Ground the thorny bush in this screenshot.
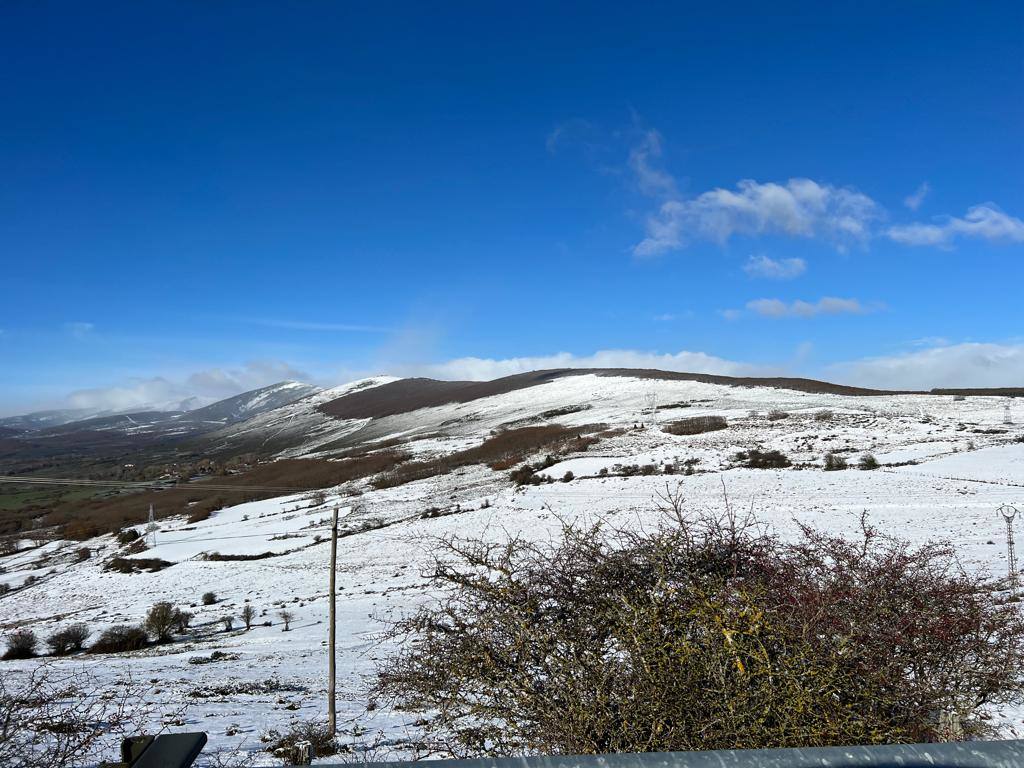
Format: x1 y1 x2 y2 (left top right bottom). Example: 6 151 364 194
374 486 1024 756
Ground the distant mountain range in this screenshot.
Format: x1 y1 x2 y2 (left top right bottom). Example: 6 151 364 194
0 381 320 435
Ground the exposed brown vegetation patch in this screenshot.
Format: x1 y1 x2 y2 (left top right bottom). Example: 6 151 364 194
373 424 603 489
43 452 410 540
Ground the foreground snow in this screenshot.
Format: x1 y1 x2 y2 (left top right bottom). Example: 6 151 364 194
2 375 1023 765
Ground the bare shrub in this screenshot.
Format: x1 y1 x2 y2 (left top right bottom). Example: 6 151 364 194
46 624 90 656
0 665 156 768
173 609 193 633
662 416 728 436
279 610 294 631
89 625 148 654
374 511 1024 755
859 453 880 470
222 615 235 631
144 602 177 643
3 629 38 660
263 720 338 760
823 452 847 471
241 604 257 630
734 448 791 469
766 409 789 421
74 547 91 562
115 529 140 546
203 591 218 605
814 410 834 422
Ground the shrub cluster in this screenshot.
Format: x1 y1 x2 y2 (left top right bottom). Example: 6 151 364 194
734 449 792 469
823 452 847 471
46 623 90 655
2 629 38 660
662 416 728 436
90 625 148 654
375 510 1024 755
859 453 880 470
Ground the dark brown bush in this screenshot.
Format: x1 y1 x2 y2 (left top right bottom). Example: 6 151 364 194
823 452 847 471
2 629 38 660
859 453 881 470
144 602 177 643
662 416 728 436
735 448 792 469
374 509 1024 756
45 623 90 656
103 556 173 574
90 625 148 654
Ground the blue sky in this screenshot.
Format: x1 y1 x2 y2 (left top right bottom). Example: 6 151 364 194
1 1 1022 414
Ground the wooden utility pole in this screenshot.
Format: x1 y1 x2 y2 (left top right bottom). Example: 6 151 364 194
327 504 339 734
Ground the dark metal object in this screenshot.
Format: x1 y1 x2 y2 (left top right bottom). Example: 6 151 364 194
336 741 1024 768
117 732 208 768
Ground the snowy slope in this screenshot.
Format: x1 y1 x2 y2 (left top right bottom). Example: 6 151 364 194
2 372 1023 765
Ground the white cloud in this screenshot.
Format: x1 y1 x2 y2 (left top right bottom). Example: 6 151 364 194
718 309 743 321
746 297 871 318
829 342 1024 390
887 204 1024 247
628 129 677 198
64 360 313 413
634 178 881 256
903 182 930 211
742 255 807 280
387 348 776 382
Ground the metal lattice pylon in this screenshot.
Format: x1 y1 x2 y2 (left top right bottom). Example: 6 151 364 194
998 504 1019 591
145 504 159 547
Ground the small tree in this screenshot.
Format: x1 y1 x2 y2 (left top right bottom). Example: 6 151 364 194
144 602 177 643
221 615 234 631
202 591 217 605
278 610 294 631
859 453 880 470
241 604 257 630
3 629 38 660
561 471 574 483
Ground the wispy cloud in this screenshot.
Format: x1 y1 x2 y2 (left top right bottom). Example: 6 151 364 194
634 178 881 256
745 297 873 318
238 317 392 333
742 254 807 280
628 129 677 198
64 321 95 339
903 182 930 211
887 204 1024 247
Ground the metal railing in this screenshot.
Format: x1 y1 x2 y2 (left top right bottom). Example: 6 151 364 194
116 735 1024 768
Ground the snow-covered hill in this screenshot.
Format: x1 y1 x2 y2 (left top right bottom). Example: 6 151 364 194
2 371 1023 765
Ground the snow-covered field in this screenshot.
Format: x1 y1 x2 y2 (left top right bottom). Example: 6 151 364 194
2 374 1023 765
